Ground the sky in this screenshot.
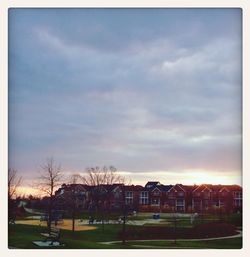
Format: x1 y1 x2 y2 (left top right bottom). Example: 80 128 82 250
8 8 242 193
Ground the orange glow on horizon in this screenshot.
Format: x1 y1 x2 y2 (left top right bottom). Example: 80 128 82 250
15 170 241 198
16 186 44 198
119 170 241 187
180 171 240 186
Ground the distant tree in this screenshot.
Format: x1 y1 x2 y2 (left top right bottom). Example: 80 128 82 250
81 166 127 232
8 169 22 223
36 157 63 232
81 166 125 186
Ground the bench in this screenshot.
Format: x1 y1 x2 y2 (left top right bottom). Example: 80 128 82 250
41 227 61 245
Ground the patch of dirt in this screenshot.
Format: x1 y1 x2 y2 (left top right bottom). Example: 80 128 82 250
15 219 97 231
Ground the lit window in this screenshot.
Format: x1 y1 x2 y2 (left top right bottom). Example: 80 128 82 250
125 191 133 204
140 191 148 205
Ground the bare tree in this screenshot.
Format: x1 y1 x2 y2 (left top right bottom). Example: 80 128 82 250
81 166 125 186
37 157 63 232
67 174 82 233
8 169 22 223
8 168 22 200
81 166 127 232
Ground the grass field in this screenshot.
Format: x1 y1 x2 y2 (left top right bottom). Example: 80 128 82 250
8 223 121 249
114 237 242 249
9 212 242 249
8 222 242 249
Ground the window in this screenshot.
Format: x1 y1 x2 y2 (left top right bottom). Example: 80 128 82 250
153 190 160 196
234 199 242 207
151 198 160 205
219 200 224 207
176 199 184 207
114 191 121 199
114 187 122 198
203 192 210 199
203 200 209 207
125 191 133 204
168 199 175 206
234 192 242 199
176 199 185 211
178 191 184 197
221 191 227 197
140 191 148 205
126 191 133 197
212 201 218 207
168 192 174 198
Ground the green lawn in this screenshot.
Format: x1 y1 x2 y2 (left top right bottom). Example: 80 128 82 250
8 223 121 249
114 237 242 249
9 212 242 249
8 222 242 249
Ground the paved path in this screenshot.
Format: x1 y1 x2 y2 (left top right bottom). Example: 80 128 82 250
100 230 242 245
76 218 170 226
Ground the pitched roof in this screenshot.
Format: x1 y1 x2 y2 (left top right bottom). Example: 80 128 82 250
168 184 186 192
192 184 242 193
124 185 144 191
157 185 173 192
192 184 212 193
224 185 242 191
56 182 242 196
182 185 196 192
58 183 92 192
97 184 123 192
145 181 161 188
219 186 230 193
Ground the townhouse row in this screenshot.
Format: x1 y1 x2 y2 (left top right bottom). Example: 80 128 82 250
55 181 242 214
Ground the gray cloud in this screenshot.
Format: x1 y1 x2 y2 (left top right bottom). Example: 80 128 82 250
8 8 242 185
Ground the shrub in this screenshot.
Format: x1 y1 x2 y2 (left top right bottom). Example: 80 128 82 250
119 222 238 240
191 222 237 238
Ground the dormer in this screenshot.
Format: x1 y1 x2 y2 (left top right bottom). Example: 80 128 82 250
145 181 161 189
152 187 162 196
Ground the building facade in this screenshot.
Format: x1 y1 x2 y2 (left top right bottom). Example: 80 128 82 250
55 181 242 214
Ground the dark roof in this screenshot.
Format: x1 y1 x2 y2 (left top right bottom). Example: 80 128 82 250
157 185 173 192
55 184 93 196
145 181 161 188
56 182 242 195
95 184 124 192
224 185 242 191
68 184 93 190
182 185 195 192
124 185 144 191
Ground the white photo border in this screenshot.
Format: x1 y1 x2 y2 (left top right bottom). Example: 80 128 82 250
0 0 249 257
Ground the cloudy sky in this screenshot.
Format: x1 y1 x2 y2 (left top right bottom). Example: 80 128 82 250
8 8 242 191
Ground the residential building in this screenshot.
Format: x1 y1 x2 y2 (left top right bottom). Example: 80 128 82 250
54 181 242 214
